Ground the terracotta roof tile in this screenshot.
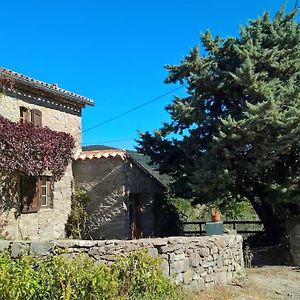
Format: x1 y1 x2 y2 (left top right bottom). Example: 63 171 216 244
75 149 127 161
75 149 166 188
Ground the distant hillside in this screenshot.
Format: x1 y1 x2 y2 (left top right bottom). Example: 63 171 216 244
83 145 118 151
82 145 170 186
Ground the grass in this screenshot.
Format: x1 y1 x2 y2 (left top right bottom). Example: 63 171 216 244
186 285 268 300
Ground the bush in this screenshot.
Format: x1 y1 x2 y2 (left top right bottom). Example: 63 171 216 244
0 250 183 300
65 186 89 239
0 114 75 179
114 251 181 299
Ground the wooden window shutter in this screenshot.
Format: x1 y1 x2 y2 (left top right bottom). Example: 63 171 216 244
31 109 42 127
20 107 30 123
21 176 41 213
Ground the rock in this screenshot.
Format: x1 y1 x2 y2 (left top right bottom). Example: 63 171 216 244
189 278 205 289
170 258 189 274
161 259 169 277
30 241 55 256
215 272 228 284
152 239 167 246
183 269 194 284
96 241 106 247
189 253 200 267
148 247 158 257
11 242 30 258
211 246 219 254
198 247 210 257
174 272 183 284
202 260 215 268
204 273 215 283
161 244 181 253
0 240 11 251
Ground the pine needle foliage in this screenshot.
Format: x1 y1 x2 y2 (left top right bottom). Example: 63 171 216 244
137 7 300 239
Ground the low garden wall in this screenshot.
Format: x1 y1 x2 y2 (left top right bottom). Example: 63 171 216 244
0 234 244 289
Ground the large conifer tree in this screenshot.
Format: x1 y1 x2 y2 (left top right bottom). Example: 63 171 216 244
137 8 300 240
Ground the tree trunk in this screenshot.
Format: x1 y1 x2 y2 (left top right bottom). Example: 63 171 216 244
250 199 286 244
240 188 286 244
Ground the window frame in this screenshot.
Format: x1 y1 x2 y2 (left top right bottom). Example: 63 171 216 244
21 176 52 214
19 106 30 123
40 176 51 208
19 107 42 127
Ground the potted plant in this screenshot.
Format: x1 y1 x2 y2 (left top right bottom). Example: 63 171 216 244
211 207 221 222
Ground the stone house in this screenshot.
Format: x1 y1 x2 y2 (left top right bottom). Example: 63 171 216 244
74 149 166 240
0 67 94 240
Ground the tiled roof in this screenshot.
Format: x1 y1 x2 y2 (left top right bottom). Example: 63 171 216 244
0 67 94 107
75 149 127 161
75 149 166 188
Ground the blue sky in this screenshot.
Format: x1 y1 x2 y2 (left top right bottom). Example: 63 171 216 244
0 0 297 149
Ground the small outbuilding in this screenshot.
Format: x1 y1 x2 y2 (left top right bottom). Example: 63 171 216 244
74 149 165 240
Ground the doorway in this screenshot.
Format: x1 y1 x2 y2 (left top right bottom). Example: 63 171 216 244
129 193 144 239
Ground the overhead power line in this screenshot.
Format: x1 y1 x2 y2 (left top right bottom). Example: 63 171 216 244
80 84 185 135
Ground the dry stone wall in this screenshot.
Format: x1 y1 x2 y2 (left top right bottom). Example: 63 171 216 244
0 234 244 289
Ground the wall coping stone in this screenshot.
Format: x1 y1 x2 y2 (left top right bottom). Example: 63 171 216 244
0 234 244 289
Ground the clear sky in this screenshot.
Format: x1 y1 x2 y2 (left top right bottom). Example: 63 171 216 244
0 0 297 149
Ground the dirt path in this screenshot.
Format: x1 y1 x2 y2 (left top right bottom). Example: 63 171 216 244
240 266 300 300
190 266 300 300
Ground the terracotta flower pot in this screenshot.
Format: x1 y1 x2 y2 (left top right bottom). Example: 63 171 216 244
211 208 221 222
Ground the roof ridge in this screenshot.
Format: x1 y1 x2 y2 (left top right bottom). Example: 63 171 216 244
75 149 127 161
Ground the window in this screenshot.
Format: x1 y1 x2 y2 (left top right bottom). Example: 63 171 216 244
31 109 42 127
20 106 30 123
41 176 50 207
19 107 42 127
21 176 52 213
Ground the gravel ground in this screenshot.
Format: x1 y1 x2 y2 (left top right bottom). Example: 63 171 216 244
189 266 300 300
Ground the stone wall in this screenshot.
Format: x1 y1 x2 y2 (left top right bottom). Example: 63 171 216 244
0 93 82 147
0 93 82 240
0 235 244 289
74 156 164 240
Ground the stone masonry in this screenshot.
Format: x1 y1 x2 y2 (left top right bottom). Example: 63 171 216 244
74 152 165 239
0 234 244 289
0 70 93 240
0 94 80 240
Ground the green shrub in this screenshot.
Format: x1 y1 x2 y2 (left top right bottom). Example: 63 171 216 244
114 251 181 300
65 186 89 239
0 250 183 300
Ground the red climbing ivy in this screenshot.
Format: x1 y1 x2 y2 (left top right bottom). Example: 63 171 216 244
0 115 75 179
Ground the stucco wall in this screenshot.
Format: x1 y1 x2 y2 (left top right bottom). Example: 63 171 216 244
0 93 82 240
74 156 164 240
0 235 244 289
